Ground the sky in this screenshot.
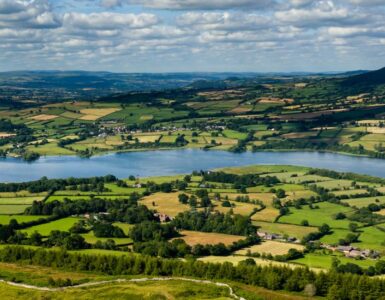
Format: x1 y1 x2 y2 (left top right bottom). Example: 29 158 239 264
0 0 384 73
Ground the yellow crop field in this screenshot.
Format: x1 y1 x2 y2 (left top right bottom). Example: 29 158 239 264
251 207 280 222
235 241 304 256
140 192 190 217
30 114 58 121
79 108 120 120
210 200 257 216
135 135 161 143
0 133 15 138
175 230 244 246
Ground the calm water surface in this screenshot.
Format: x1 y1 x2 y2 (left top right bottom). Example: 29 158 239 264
1 149 385 182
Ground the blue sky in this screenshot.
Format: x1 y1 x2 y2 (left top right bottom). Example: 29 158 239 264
0 0 384 72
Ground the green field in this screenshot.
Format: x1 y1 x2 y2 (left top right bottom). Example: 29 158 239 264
342 196 385 208
279 202 357 229
0 205 30 215
294 252 381 269
21 217 82 236
0 215 48 225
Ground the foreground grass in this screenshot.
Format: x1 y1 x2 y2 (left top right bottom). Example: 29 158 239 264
0 262 313 300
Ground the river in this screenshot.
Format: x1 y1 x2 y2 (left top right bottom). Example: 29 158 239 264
1 149 384 182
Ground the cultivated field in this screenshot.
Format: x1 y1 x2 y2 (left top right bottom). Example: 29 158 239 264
175 230 244 246
234 240 304 256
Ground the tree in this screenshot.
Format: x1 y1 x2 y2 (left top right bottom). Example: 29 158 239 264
276 189 286 199
349 222 358 233
200 196 211 207
63 234 87 250
178 193 189 204
189 195 197 208
319 224 331 235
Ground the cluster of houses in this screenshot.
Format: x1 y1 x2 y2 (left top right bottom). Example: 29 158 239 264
257 231 300 244
257 231 381 260
154 213 172 223
323 244 380 260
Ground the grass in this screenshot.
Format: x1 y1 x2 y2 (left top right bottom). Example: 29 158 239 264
314 180 354 190
320 228 350 245
140 192 190 217
0 205 30 215
285 175 332 184
113 222 134 235
0 197 44 205
0 191 48 198
174 230 244 246
26 143 75 156
0 280 235 300
342 196 385 208
251 207 280 222
79 108 120 120
0 261 312 300
210 200 258 216
352 225 385 251
279 202 356 229
217 165 310 175
253 221 318 239
0 215 48 225
0 262 102 287
234 241 304 256
198 255 303 270
21 217 82 236
294 252 380 269
81 232 133 246
332 189 368 197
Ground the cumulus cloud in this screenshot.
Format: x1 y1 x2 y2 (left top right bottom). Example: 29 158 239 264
63 12 159 30
275 1 367 27
0 0 26 14
0 0 383 72
107 0 275 10
348 0 385 6
0 0 61 29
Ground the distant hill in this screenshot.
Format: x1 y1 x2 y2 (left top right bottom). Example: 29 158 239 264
341 67 385 87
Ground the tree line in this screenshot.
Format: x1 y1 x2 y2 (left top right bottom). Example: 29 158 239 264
0 246 384 299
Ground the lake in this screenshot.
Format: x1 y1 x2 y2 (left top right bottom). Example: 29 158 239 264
1 149 385 182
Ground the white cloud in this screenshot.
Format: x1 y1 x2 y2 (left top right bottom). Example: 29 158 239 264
121 0 274 10
0 0 383 72
63 12 159 30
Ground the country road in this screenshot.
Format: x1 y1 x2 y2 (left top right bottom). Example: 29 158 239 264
0 277 246 300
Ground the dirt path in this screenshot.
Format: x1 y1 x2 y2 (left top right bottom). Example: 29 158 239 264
0 277 246 300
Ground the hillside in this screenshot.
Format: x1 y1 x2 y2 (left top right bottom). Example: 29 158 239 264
341 67 385 87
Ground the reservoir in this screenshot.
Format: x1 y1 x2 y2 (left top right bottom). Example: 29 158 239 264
1 150 384 182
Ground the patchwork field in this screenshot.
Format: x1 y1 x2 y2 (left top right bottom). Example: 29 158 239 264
140 192 189 217
253 221 318 239
279 202 356 229
234 240 304 256
175 230 244 246
21 217 82 236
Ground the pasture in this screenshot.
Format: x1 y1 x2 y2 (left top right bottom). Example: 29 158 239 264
0 205 30 215
253 221 317 239
21 217 82 236
279 202 356 229
0 215 48 225
342 196 385 208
